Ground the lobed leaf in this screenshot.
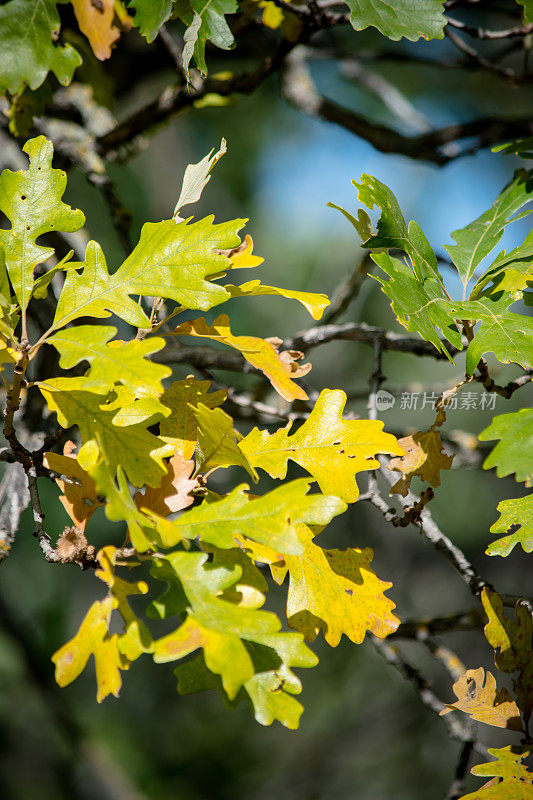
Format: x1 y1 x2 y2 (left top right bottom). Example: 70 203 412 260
445 168 533 290
344 0 446 42
39 380 173 487
387 430 454 496
53 215 248 331
479 409 533 485
192 403 258 480
172 314 311 401
150 478 346 554
487 494 533 557
240 524 399 647
0 0 81 94
441 667 522 731
159 376 227 459
460 746 533 799
372 253 462 358
239 389 404 503
0 136 85 315
47 324 171 396
151 550 317 726
225 279 329 320
44 441 104 532
481 589 533 726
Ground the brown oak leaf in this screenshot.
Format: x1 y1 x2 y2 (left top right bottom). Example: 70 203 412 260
44 441 103 531
135 454 199 517
387 430 454 496
441 667 523 731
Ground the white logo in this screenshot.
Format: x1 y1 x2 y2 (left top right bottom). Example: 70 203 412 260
375 390 395 411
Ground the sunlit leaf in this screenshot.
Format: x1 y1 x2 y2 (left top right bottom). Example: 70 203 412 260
0 136 85 314
239 389 404 502
441 667 522 731
172 314 311 402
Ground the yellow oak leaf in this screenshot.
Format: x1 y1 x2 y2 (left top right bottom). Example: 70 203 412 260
44 440 103 532
52 597 126 702
387 429 454 496
482 588 533 725
225 279 330 320
171 314 310 402
461 746 533 800
159 375 226 459
135 453 198 516
239 389 404 502
441 667 523 731
239 525 399 646
72 0 124 61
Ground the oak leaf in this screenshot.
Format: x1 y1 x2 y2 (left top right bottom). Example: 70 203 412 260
152 550 317 719
159 376 227 459
135 454 198 517
47 324 171 397
71 0 121 60
225 279 329 320
271 525 399 646
44 441 103 532
239 524 399 647
171 314 310 402
152 478 346 554
193 404 258 480
239 389 404 502
39 381 173 487
460 746 533 799
53 597 126 702
387 430 454 496
441 667 522 730
487 494 533 557
482 589 533 727
0 136 85 314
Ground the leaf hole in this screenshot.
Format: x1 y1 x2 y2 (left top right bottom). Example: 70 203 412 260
20 195 26 200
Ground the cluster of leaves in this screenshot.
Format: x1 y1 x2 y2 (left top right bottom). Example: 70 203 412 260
0 135 407 729
2 0 532 101
331 165 533 797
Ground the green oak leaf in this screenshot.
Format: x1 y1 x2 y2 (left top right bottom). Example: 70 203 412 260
52 242 150 330
444 295 533 373
353 174 443 283
372 253 462 358
471 229 533 299
0 0 81 94
487 494 533 557
0 136 85 316
445 168 533 291
128 0 175 42
52 215 246 331
152 550 317 727
39 380 173 487
148 478 346 554
479 408 533 485
193 403 258 481
344 1 445 42
46 325 171 396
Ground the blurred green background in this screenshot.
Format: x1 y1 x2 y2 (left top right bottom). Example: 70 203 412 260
1 9 533 800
